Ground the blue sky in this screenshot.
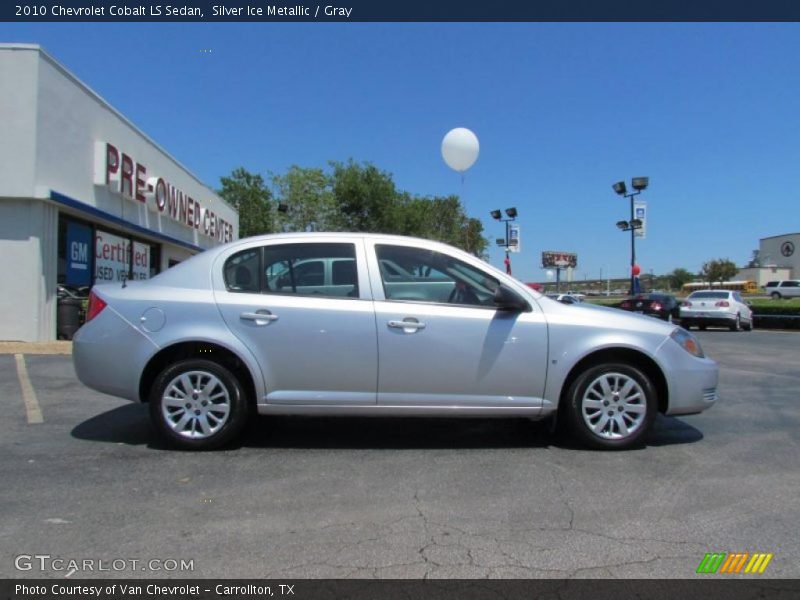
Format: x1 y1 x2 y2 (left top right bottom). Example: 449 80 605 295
3 23 800 282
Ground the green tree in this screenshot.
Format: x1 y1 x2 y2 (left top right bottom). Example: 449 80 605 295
330 160 400 233
700 258 739 285
271 166 342 232
218 167 273 238
669 268 695 290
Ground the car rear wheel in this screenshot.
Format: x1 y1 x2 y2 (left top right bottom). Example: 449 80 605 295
730 314 742 332
565 363 657 450
149 359 249 450
771 292 781 299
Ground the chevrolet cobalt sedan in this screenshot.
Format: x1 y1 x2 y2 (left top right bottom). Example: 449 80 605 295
73 234 718 450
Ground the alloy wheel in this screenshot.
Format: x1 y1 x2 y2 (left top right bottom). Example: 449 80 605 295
581 372 647 440
161 370 232 439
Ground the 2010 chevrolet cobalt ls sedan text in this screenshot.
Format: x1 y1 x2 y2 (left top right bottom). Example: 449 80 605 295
73 233 718 450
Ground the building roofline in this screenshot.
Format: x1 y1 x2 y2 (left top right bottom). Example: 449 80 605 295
0 43 236 214
760 233 800 241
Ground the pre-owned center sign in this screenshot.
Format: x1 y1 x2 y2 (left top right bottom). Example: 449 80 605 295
93 142 234 243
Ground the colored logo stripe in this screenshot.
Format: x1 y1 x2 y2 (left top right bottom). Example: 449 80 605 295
744 553 773 574
697 553 726 574
719 553 749 573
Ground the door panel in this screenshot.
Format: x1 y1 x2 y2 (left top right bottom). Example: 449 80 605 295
374 302 547 406
214 241 378 405
366 241 548 407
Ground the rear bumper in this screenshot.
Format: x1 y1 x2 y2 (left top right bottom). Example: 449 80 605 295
73 308 158 402
680 310 737 326
655 337 719 416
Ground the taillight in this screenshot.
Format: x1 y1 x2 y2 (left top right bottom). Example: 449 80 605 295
651 303 662 311
681 301 691 307
715 300 730 307
85 291 107 322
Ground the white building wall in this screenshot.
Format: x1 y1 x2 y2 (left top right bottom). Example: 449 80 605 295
760 233 800 278
737 266 792 288
0 46 38 198
0 199 57 341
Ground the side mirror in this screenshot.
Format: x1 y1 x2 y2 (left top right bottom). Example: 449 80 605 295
494 284 530 312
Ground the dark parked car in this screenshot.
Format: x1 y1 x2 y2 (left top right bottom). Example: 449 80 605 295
619 293 681 322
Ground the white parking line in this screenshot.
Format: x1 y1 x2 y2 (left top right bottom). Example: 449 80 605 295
14 354 43 424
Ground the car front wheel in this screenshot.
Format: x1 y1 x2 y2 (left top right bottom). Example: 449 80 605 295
149 359 249 450
565 363 657 450
771 292 781 299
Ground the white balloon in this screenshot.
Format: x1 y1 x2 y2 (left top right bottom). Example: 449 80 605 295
441 127 480 172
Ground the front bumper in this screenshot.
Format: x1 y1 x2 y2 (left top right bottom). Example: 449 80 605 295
655 335 719 416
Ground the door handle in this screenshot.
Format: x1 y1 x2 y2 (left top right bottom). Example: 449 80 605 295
388 319 426 332
240 310 278 325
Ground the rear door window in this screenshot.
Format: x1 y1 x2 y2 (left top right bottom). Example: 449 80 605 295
264 243 358 298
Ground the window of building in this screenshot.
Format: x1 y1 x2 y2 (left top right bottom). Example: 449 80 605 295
57 214 161 287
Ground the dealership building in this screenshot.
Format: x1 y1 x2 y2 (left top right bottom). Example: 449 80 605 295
0 44 238 342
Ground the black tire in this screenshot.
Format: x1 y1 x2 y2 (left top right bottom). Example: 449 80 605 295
149 359 250 450
564 363 657 450
682 320 692 330
699 324 707 331
743 319 753 331
771 292 781 300
729 314 742 332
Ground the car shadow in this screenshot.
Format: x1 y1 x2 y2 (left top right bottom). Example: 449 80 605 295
71 405 704 451
647 414 705 446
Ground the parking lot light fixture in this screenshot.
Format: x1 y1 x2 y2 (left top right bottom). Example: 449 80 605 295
611 177 649 295
490 207 518 274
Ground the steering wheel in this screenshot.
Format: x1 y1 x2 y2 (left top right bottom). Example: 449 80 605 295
448 284 479 305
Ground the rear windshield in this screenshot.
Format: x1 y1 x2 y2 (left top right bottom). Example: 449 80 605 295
688 291 729 299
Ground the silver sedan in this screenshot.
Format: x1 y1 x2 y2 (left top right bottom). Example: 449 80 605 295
73 233 718 450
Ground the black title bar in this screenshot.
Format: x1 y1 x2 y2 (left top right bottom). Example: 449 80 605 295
4 579 800 600
5 0 800 22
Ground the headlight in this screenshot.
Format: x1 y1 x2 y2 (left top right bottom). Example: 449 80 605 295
670 328 705 358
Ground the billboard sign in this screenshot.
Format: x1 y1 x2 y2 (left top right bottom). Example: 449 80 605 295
542 251 577 268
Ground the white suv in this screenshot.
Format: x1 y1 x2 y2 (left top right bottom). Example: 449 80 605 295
764 280 800 299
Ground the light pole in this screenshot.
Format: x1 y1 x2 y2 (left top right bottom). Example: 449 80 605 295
612 177 649 295
490 207 517 275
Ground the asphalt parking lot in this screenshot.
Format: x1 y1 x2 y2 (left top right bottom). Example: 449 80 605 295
1 331 798 579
